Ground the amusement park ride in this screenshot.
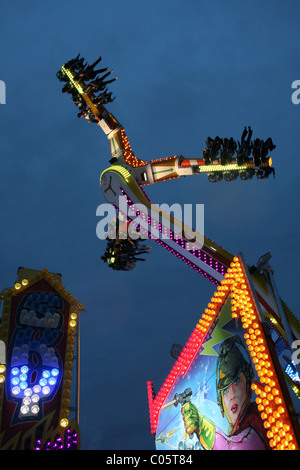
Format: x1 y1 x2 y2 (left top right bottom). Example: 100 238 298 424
0 53 299 450
55 54 300 451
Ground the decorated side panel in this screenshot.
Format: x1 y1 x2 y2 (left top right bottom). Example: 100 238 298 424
0 271 81 449
155 297 270 450
148 256 300 451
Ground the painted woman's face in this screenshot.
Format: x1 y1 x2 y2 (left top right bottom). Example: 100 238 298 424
222 371 247 425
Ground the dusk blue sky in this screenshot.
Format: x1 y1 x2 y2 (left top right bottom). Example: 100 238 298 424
0 1 299 450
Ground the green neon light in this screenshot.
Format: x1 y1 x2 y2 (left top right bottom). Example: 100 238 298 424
153 168 174 175
100 165 131 184
61 66 85 95
198 163 249 173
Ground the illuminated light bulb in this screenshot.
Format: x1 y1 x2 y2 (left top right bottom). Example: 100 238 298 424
20 405 29 415
14 283 21 290
31 394 39 403
269 439 276 448
11 367 19 376
23 396 31 406
39 378 47 387
272 411 280 419
42 386 50 395
271 426 278 434
31 405 40 414
60 418 69 428
0 365 6 374
70 312 77 320
49 377 57 386
0 375 4 383
278 429 285 438
24 388 32 397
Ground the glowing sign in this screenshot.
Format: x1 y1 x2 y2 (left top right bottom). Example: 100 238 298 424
0 269 83 450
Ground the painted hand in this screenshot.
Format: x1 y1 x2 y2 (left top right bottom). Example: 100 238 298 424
181 402 200 436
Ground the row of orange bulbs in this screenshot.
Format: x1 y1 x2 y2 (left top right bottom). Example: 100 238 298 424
120 129 147 168
226 257 298 450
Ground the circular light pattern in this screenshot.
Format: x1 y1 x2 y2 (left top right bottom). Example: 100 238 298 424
20 405 29 415
31 405 39 414
31 394 40 403
20 381 28 390
60 418 69 428
48 376 56 385
42 386 50 395
10 363 60 411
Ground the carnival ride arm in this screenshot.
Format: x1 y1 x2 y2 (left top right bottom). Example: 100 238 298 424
57 55 300 400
